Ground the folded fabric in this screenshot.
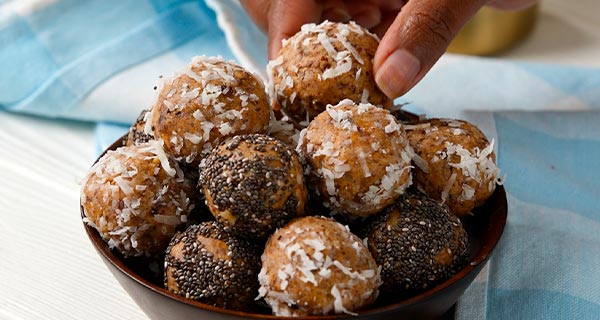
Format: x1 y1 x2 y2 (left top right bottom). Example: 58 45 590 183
456 110 600 320
3 1 599 319
0 0 239 122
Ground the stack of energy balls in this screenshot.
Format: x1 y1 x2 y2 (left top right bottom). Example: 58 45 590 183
81 21 502 317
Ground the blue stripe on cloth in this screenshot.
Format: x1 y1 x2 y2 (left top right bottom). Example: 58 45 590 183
0 14 58 104
2 0 227 121
488 289 600 320
148 0 236 61
494 111 600 141
494 112 600 220
24 0 157 64
487 195 600 307
400 57 599 120
515 63 600 109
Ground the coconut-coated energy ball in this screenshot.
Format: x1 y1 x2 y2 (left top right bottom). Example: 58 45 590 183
258 216 381 316
164 221 262 311
151 55 270 166
296 99 413 218
267 20 392 124
199 134 308 240
405 118 501 216
81 141 195 257
363 190 469 294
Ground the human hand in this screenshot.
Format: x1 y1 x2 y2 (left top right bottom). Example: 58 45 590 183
240 0 538 99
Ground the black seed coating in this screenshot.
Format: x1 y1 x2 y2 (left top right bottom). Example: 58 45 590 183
199 134 307 240
164 221 261 311
363 190 469 295
124 109 154 146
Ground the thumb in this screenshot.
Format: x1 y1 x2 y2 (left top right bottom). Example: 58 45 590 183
267 1 321 58
373 0 486 99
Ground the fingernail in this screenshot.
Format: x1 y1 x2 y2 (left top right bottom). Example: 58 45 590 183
353 9 381 29
375 49 421 99
323 8 351 23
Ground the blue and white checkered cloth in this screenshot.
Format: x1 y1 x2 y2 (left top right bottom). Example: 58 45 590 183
2 1 598 319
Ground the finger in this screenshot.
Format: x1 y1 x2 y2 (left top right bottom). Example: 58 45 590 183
268 0 322 58
239 0 271 33
345 1 382 29
366 0 406 10
373 0 486 98
370 10 400 38
322 0 351 22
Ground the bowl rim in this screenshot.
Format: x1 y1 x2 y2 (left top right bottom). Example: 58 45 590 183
81 134 507 319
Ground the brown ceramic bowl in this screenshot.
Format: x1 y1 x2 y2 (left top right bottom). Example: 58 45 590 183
81 135 507 320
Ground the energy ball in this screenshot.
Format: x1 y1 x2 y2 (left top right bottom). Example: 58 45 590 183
267 21 392 124
405 118 501 216
296 99 413 218
124 108 154 146
164 221 262 311
199 134 308 240
151 55 270 166
81 141 194 257
258 216 380 316
363 190 469 294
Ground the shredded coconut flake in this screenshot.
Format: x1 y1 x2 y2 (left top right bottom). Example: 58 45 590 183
183 132 202 144
412 153 429 173
113 176 133 195
138 140 176 177
217 122 235 136
357 149 371 177
317 32 338 58
360 88 369 103
441 172 458 204
322 54 352 79
331 285 357 315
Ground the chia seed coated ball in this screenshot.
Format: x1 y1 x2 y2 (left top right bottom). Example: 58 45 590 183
296 99 413 218
164 221 262 311
267 20 392 124
81 141 195 257
258 216 381 317
405 118 501 217
363 190 469 294
124 108 155 147
199 134 308 240
151 55 270 166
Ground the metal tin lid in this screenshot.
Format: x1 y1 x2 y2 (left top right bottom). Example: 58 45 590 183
447 4 539 56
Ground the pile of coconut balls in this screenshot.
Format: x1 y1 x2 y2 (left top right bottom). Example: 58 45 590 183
81 21 501 317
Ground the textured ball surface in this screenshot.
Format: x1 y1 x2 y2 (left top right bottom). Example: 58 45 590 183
363 190 469 294
297 99 413 217
200 134 307 240
151 56 270 166
405 118 501 216
258 216 381 316
268 21 391 123
81 141 194 257
164 222 262 311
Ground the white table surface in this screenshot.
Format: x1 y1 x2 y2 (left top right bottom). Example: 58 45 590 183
1 1 599 319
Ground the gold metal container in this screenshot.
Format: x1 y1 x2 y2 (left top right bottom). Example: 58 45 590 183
448 4 539 56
